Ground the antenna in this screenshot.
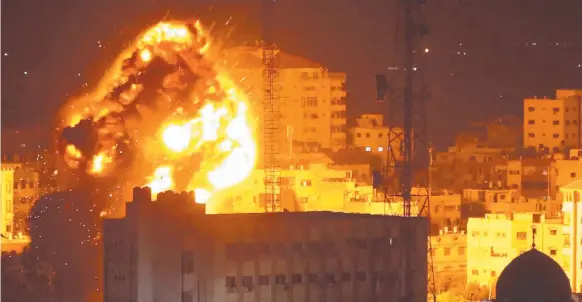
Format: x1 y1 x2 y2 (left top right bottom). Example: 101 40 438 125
383 0 435 300
262 0 281 213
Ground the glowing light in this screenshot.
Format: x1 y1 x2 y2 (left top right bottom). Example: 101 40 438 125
140 49 152 62
162 124 191 152
147 166 174 197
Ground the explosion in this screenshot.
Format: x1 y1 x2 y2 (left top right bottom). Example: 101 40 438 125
56 21 257 205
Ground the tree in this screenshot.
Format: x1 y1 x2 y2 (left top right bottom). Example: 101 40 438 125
464 282 490 301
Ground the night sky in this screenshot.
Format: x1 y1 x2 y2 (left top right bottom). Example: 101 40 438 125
2 0 582 147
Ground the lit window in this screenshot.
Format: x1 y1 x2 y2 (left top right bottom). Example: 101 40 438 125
378 147 384 152
365 147 371 152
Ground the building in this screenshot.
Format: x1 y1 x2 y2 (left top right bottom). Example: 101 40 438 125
466 213 564 291
523 89 582 152
560 179 582 292
225 46 347 154
1 165 15 237
349 114 404 161
430 228 467 292
103 187 429 302
12 165 40 232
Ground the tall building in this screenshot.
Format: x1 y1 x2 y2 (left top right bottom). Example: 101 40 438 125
103 187 429 302
430 228 467 291
466 213 564 291
225 46 347 156
1 165 15 237
349 114 404 160
560 179 582 292
523 89 582 152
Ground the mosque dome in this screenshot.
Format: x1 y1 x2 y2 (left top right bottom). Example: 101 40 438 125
495 249 571 302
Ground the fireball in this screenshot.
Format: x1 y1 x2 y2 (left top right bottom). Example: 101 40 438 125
56 21 257 205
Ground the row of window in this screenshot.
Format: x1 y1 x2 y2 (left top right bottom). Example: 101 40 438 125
527 106 578 113
331 125 347 133
356 132 391 138
301 97 318 107
432 246 465 257
527 119 578 125
331 97 347 105
224 270 392 289
470 229 558 240
224 238 396 259
527 133 571 139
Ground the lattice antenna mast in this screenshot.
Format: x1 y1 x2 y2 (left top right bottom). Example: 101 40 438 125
262 0 281 213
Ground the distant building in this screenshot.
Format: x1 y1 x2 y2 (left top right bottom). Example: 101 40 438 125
430 228 467 292
466 213 564 292
461 187 561 218
523 89 582 152
1 165 15 237
349 114 404 161
560 179 582 291
225 46 347 154
103 187 429 302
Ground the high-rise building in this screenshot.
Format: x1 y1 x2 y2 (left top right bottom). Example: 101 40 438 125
523 89 582 152
103 187 429 302
225 46 348 156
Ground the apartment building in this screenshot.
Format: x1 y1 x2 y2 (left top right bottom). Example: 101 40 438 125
430 228 467 291
467 213 564 290
225 46 347 156
560 179 582 292
103 187 429 302
523 89 582 152
0 165 15 237
349 114 404 161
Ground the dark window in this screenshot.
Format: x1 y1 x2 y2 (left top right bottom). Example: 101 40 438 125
242 276 253 288
324 273 335 283
308 273 319 283
225 276 236 288
341 272 352 282
356 271 367 281
291 273 302 284
275 274 286 285
259 275 270 286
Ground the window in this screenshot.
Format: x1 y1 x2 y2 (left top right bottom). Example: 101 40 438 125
355 271 367 281
259 275 270 286
225 276 236 288
550 228 558 235
553 133 560 138
458 247 465 255
472 269 479 276
365 133 371 138
528 120 535 125
528 107 535 112
308 273 319 283
571 172 577 178
365 146 372 152
490 271 497 277
550 248 557 256
444 248 451 256
356 132 362 138
553 120 560 125
528 133 535 137
341 272 351 282
275 274 286 285
301 97 318 107
303 86 316 91
324 273 335 283
565 234 571 247
182 250 194 274
553 107 560 113
291 273 302 284
517 232 527 240
242 276 253 288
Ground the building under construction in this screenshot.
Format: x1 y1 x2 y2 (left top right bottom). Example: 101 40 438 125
103 187 429 302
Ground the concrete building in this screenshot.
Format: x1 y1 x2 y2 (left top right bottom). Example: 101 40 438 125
1 165 15 237
461 187 561 218
225 46 347 154
103 187 429 302
430 228 467 292
349 114 404 161
560 179 582 292
467 213 564 291
12 165 40 232
523 89 582 152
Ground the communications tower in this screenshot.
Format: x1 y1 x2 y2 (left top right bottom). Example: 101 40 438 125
381 0 436 300
262 0 281 212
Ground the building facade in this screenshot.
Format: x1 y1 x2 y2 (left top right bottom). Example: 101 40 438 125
103 188 429 302
523 89 582 152
225 46 347 155
349 114 404 161
430 228 467 292
467 213 564 291
1 165 15 237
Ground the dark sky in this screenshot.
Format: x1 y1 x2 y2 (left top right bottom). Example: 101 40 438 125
2 0 582 147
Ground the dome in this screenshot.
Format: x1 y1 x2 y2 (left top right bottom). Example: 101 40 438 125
496 249 571 302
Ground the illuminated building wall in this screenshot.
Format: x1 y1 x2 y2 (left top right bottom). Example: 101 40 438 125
0 165 15 237
349 114 404 160
430 228 467 291
207 164 357 214
13 165 40 232
523 90 582 152
466 213 564 291
559 179 582 292
225 46 347 154
103 188 429 302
